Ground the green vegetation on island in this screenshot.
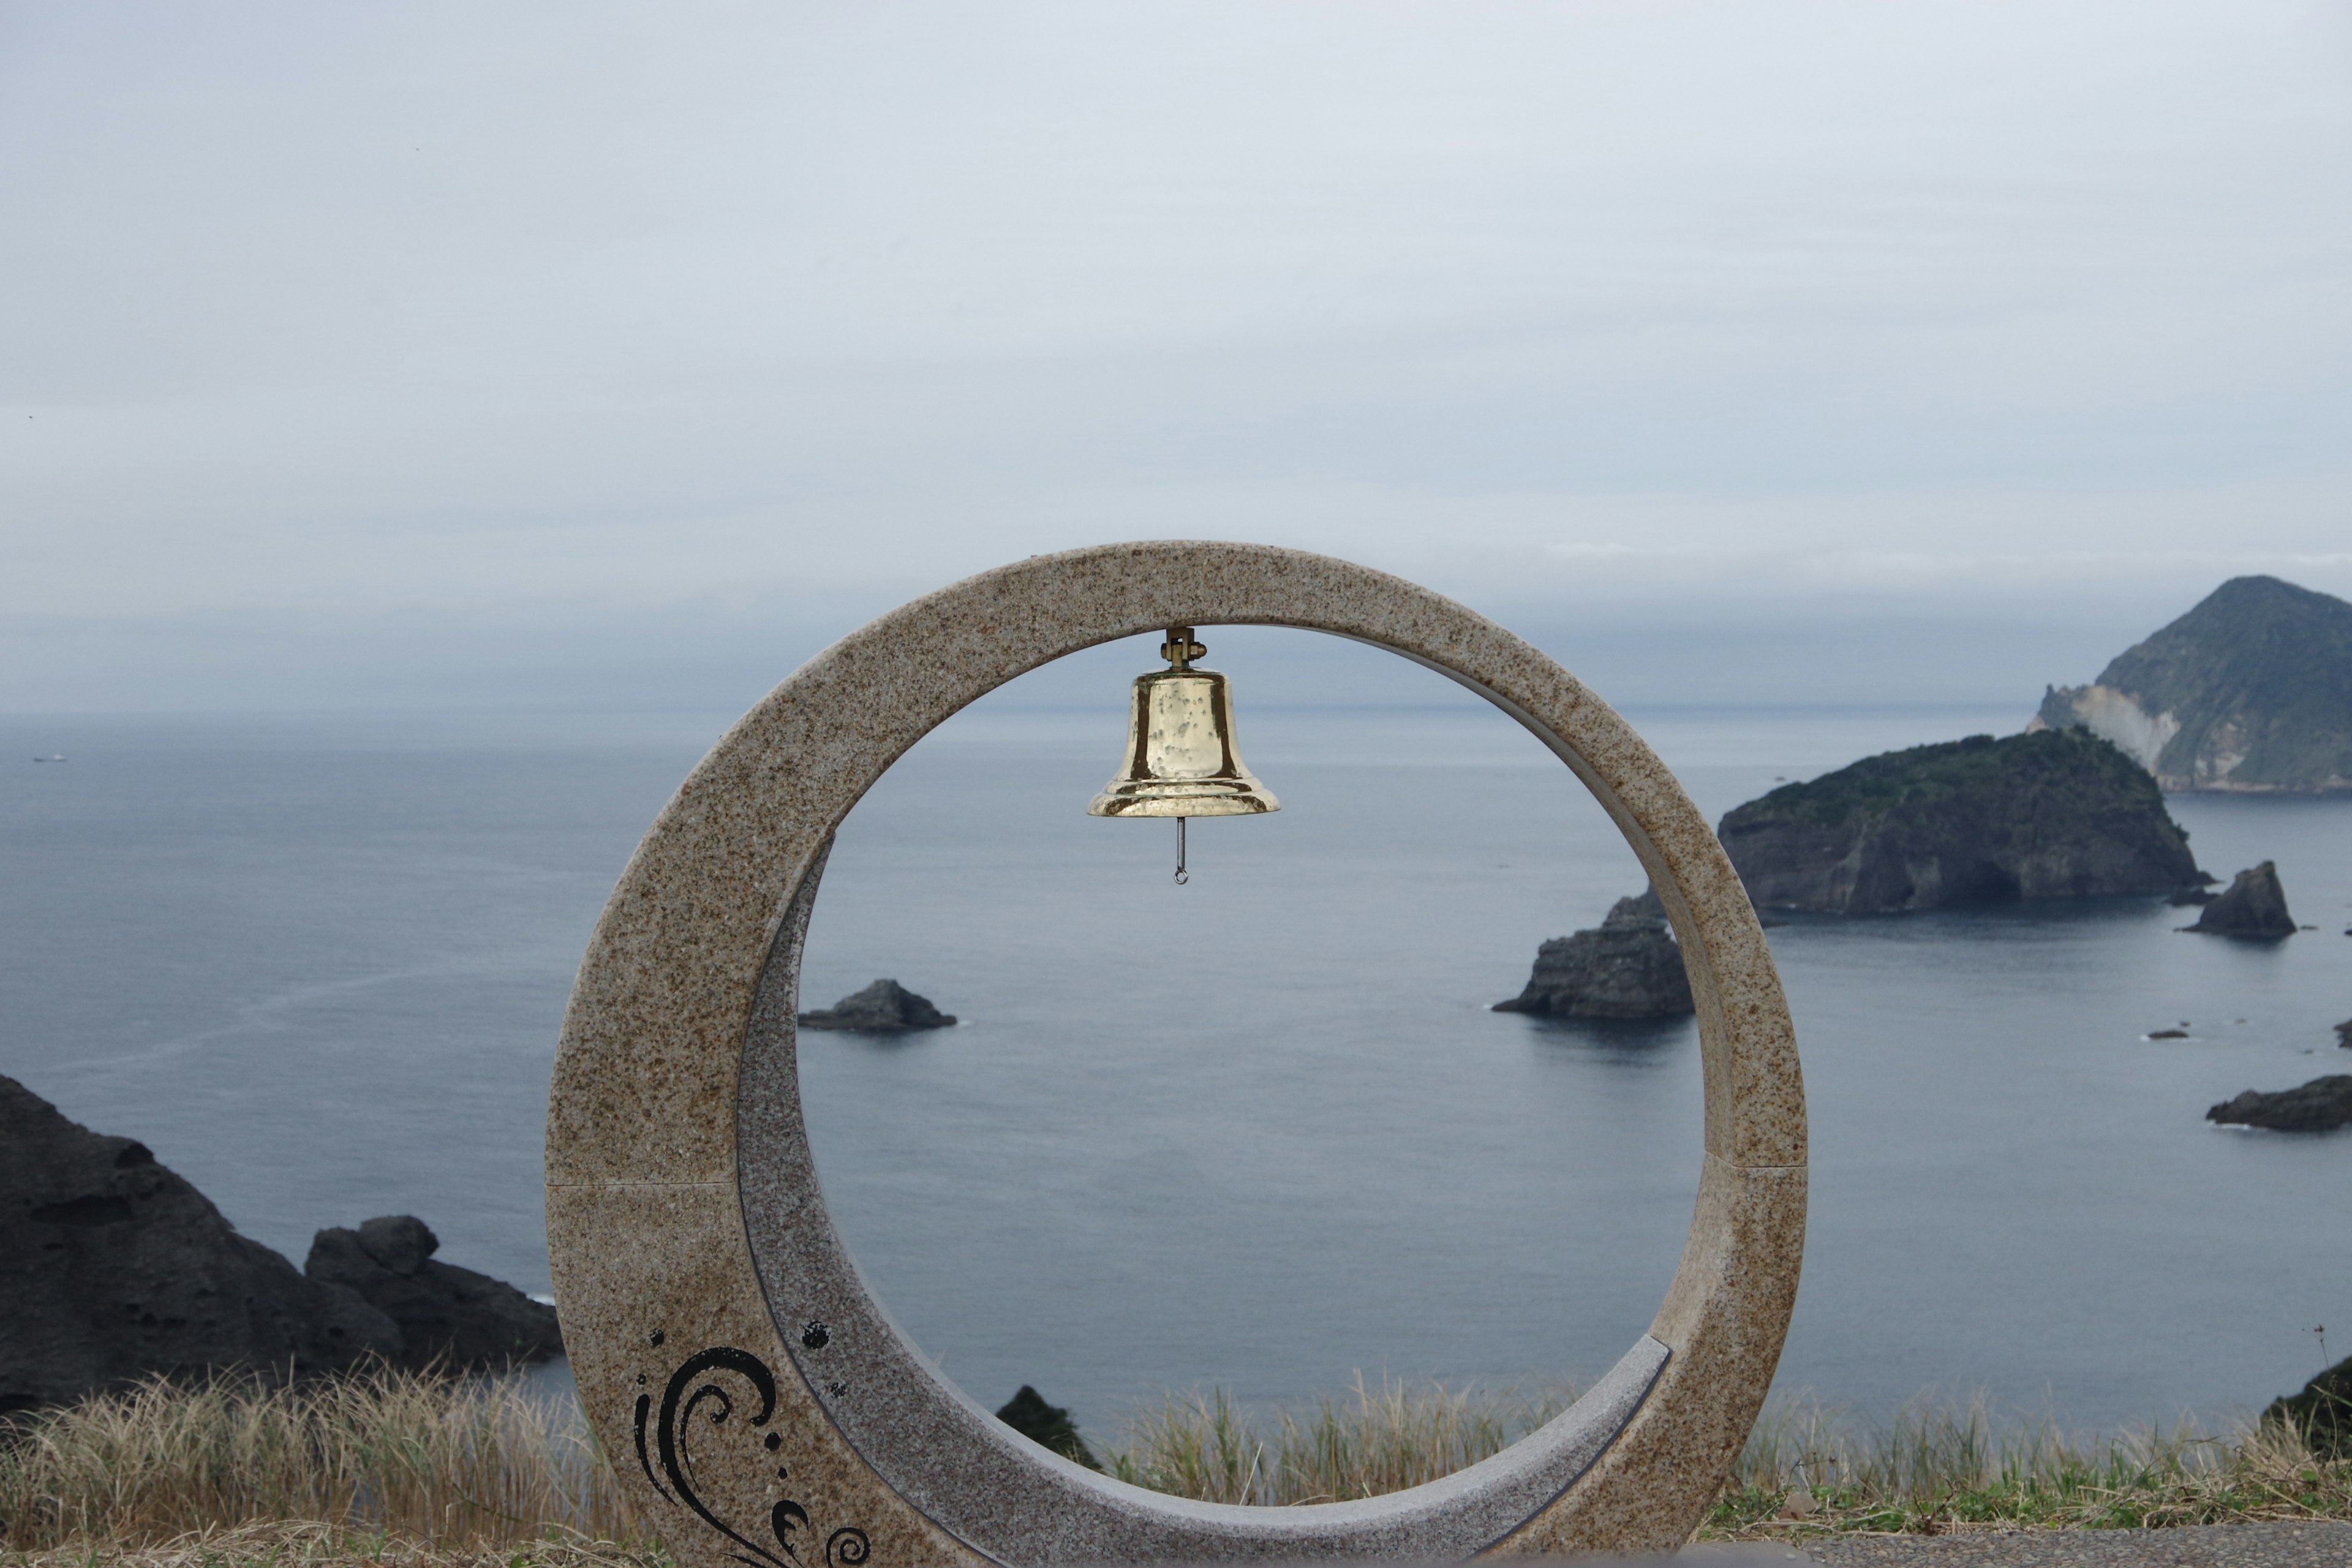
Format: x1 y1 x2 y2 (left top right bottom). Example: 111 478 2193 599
1717 729 2201 914
2035 575 2352 793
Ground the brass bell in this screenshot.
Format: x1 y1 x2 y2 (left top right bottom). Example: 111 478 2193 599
1090 628 1278 881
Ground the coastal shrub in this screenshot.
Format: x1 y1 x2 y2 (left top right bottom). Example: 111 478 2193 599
0 1365 643 1554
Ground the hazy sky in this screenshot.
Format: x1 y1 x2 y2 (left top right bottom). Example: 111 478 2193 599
4 1 2348 710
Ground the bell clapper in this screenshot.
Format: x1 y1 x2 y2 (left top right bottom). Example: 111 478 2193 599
1174 816 1188 885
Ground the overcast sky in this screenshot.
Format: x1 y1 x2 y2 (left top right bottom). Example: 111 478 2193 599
3 1 2347 710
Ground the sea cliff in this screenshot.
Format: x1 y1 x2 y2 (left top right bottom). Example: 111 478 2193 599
1 1074 557 1412
2032 575 2352 793
1718 729 2200 914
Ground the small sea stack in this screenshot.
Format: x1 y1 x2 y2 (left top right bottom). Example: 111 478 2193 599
2337 1017 2351 1050
2185 861 2296 938
799 978 957 1032
2206 1075 2352 1133
1493 889 1695 1020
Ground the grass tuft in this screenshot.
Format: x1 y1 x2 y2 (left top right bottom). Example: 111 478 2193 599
0 1366 649 1558
1714 1390 2352 1540
1103 1374 1569 1506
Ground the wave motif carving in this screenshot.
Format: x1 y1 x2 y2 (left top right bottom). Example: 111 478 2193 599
630 1344 869 1568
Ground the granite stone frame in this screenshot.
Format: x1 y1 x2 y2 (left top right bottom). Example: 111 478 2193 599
546 541 1807 1565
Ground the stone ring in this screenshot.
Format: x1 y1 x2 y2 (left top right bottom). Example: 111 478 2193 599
547 541 1806 1564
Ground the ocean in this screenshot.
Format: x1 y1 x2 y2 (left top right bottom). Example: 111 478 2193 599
6 645 2349 1441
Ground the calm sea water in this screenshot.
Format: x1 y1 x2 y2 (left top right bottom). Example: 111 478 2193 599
5 647 2349 1441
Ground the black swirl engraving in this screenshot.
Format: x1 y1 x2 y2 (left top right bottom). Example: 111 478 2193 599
771 1498 811 1558
638 1345 867 1568
633 1392 674 1502
655 1347 792 1567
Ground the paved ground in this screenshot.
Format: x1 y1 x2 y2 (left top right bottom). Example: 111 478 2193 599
1684 1523 2352 1567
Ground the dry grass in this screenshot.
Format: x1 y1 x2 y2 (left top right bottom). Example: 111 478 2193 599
13 1367 2352 1564
2 1518 663 1568
1103 1374 1570 1506
1713 1390 2352 1540
0 1366 651 1561
1103 1377 2352 1540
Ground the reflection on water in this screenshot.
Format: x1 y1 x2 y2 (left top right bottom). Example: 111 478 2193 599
1522 1016 1699 1055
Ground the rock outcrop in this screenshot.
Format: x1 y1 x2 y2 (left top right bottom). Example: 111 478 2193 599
995 1384 1099 1469
1493 889 1695 1020
2030 575 2352 793
799 978 957 1032
2266 1355 2352 1458
2337 1017 2351 1050
1717 729 2201 914
305 1216 560 1371
2206 1076 2352 1133
0 1074 402 1414
2 1073 567 1411
2185 861 2296 938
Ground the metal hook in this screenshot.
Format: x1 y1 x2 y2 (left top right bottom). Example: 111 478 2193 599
1174 817 1189 885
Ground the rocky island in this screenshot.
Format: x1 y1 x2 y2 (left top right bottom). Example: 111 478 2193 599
799 978 957 1031
1717 729 2202 914
1 1073 559 1412
2207 1075 2352 1133
2184 861 2296 938
1494 888 1695 1019
2032 575 2352 793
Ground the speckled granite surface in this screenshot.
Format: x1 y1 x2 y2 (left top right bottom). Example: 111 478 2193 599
547 542 1809 1564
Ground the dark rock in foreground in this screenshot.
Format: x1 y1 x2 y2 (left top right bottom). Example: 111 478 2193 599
995 1384 1099 1469
0 1074 402 1414
1718 729 2201 914
1494 889 1695 1020
2033 575 2352 793
2266 1354 2352 1457
2185 861 2296 938
2207 1075 2352 1133
305 1216 560 1371
799 978 957 1031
